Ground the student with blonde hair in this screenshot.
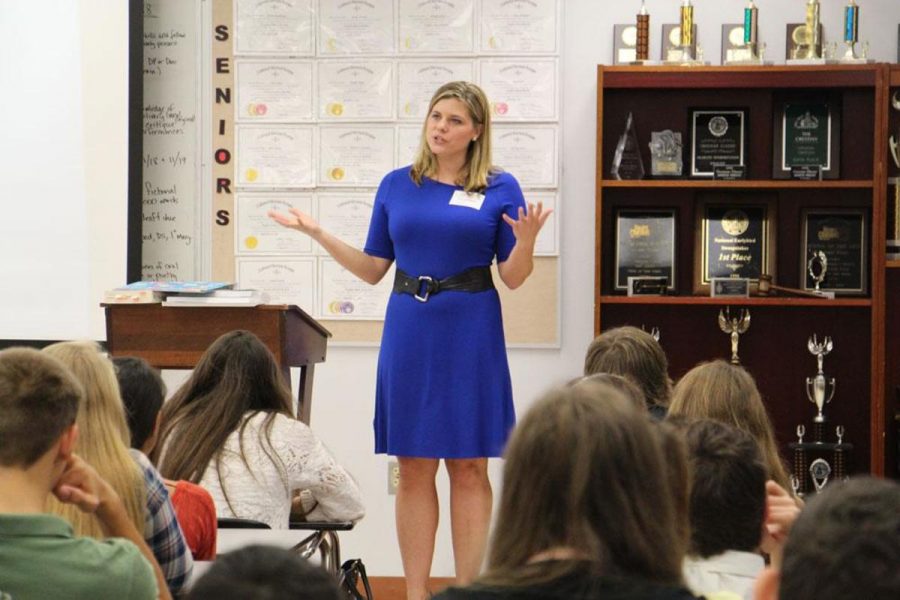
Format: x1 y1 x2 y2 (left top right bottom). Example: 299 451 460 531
668 360 792 495
42 341 192 594
270 81 551 599
436 380 699 600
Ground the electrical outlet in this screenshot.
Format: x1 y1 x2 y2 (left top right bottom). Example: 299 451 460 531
388 460 400 495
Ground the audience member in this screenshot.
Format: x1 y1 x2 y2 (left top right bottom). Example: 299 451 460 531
0 348 169 600
583 326 672 418
668 360 793 496
114 355 218 560
754 477 900 600
681 419 767 600
435 379 699 600
42 341 193 593
155 330 365 528
187 544 342 599
569 372 646 411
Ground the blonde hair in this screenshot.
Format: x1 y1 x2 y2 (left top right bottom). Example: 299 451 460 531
42 341 145 537
668 360 792 493
410 81 494 193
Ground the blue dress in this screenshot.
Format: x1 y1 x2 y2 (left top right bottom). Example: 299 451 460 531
364 167 526 458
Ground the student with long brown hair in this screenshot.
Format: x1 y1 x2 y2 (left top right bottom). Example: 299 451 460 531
155 330 364 529
435 380 698 600
668 360 792 494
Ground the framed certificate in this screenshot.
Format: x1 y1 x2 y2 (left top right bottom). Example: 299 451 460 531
235 193 314 255
236 124 315 188
317 0 394 55
479 59 558 121
695 196 776 294
319 258 393 320
613 24 638 65
317 61 394 121
318 125 395 187
396 125 422 168
235 59 314 122
614 209 677 292
315 193 375 255
480 0 559 54
234 0 314 56
492 125 558 187
397 60 475 121
801 208 868 295
398 0 474 54
773 99 841 179
689 108 748 178
236 256 316 313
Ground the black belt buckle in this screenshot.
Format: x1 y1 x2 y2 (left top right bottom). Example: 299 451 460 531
415 275 436 302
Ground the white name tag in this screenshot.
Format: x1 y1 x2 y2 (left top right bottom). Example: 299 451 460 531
448 190 485 210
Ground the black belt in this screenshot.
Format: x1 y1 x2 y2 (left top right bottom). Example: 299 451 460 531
393 266 494 302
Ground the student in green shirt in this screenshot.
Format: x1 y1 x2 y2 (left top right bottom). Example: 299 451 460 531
0 347 170 600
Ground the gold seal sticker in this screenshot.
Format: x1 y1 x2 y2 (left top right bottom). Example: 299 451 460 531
405 36 417 49
489 36 500 49
247 103 257 116
245 168 259 182
330 167 345 181
329 103 344 117
244 236 258 250
404 102 414 115
329 301 341 314
327 38 338 51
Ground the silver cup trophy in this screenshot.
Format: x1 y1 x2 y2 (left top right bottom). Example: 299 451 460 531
805 334 836 423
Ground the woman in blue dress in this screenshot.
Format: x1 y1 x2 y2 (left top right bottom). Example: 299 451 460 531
269 81 550 600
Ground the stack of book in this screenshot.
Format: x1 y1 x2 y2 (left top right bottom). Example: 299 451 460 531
103 281 268 307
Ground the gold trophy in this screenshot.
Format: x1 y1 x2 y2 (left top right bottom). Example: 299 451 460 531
718 307 750 365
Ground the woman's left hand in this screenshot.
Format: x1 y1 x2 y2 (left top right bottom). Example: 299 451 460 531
502 202 553 248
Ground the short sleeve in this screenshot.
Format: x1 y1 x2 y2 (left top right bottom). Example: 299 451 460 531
363 171 395 260
494 172 527 263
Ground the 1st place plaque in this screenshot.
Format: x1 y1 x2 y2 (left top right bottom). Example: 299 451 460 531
615 209 676 292
689 108 748 178
695 197 776 294
801 209 868 295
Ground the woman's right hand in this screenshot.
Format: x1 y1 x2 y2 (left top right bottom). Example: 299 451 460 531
268 207 321 238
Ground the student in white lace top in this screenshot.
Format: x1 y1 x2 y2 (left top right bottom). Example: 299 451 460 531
155 330 365 529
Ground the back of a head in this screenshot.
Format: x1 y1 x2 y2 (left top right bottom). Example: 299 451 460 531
779 477 900 600
40 341 144 537
486 380 688 587
669 360 791 491
583 326 672 409
684 419 766 558
570 372 647 412
0 347 82 468
187 545 342 600
113 356 166 451
156 329 294 482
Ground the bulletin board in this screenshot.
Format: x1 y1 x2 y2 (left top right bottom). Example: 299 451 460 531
146 0 562 345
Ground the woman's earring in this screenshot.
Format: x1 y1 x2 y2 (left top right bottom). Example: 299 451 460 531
472 136 478 141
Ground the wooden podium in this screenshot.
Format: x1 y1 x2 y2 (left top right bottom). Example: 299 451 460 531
104 304 331 424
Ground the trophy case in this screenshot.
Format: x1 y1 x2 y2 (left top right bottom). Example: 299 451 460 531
595 65 891 477
885 64 900 479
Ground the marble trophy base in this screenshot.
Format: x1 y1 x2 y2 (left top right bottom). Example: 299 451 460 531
786 57 837 65
725 59 775 66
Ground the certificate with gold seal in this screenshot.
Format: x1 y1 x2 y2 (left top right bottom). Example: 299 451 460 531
480 0 558 54
315 193 374 255
318 125 395 187
320 258 393 320
318 61 394 121
235 0 314 55
236 257 315 313
318 0 394 55
236 59 314 122
399 0 474 54
235 193 314 255
236 124 314 188
695 196 776 294
479 59 558 121
493 125 558 187
397 60 475 121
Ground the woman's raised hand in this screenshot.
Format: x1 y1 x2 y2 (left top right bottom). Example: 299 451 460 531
502 201 553 248
267 207 321 237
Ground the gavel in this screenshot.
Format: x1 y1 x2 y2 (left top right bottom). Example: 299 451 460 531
757 274 832 298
